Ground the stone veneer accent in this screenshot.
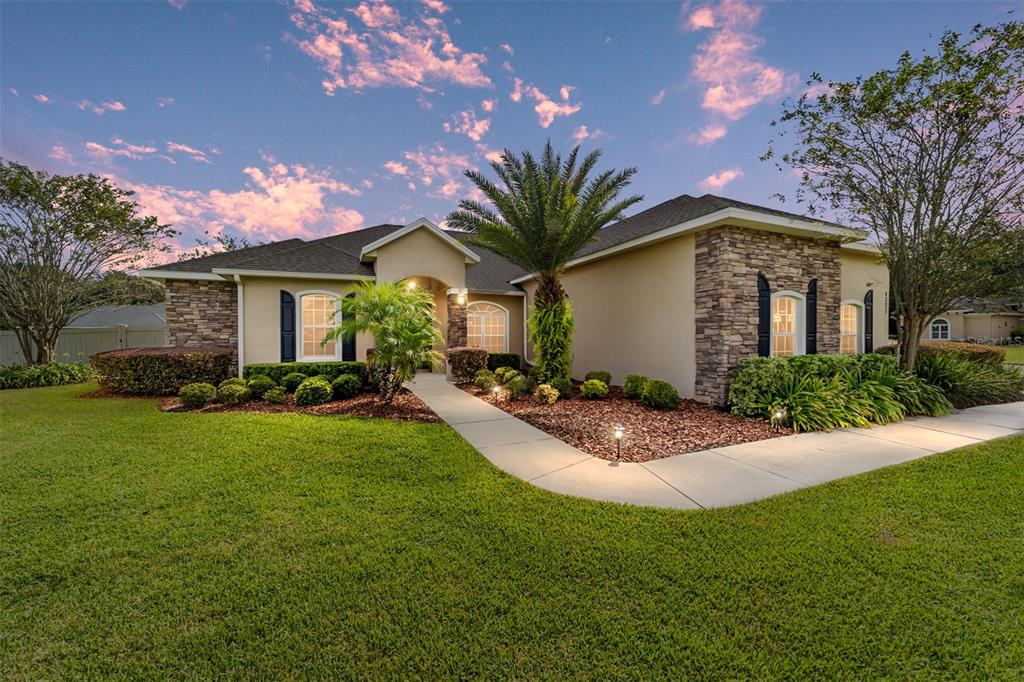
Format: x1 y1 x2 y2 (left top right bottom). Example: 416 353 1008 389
165 280 238 349
446 293 467 348
694 225 842 404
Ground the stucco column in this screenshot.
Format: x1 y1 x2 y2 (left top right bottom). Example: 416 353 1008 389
446 293 467 348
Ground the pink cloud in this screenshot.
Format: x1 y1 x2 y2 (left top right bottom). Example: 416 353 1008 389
510 78 581 128
383 160 409 175
167 141 213 164
157 96 175 108
8 87 18 96
422 0 449 13
443 107 491 141
687 6 716 29
699 167 743 191
167 0 187 8
482 149 503 164
49 145 74 164
500 43 513 55
33 94 50 103
481 98 496 112
651 88 667 106
690 123 727 145
571 125 607 142
75 99 127 115
85 138 158 161
288 0 491 94
397 143 474 198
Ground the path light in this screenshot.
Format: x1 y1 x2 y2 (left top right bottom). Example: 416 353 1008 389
492 385 501 400
614 423 624 460
771 407 787 431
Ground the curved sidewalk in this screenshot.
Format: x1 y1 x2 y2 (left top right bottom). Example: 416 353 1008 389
408 372 1024 509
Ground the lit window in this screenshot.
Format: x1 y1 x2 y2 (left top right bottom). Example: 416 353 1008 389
467 302 507 353
930 317 950 340
301 294 337 359
771 295 799 357
840 303 862 354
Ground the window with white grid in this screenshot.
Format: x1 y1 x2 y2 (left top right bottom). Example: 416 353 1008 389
771 295 798 357
840 303 861 354
466 302 507 354
301 294 337 359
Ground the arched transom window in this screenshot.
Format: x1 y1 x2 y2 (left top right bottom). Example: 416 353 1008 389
840 303 863 354
300 293 338 359
771 292 805 357
930 317 950 340
467 302 508 354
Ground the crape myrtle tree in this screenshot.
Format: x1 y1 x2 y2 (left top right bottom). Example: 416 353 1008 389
764 21 1024 370
0 159 174 364
446 142 642 382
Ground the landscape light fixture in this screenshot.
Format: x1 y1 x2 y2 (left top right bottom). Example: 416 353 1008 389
614 423 624 459
406 280 417 290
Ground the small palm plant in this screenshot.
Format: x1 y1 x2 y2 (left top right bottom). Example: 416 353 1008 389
446 142 641 382
323 281 443 403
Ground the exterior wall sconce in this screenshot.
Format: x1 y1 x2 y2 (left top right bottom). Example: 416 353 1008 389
447 287 469 305
456 292 467 305
406 280 417 290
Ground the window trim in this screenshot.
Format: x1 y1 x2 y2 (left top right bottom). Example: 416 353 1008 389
770 290 806 357
839 299 864 354
929 317 951 341
466 300 510 354
296 289 342 361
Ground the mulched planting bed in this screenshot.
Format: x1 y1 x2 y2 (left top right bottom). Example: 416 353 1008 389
462 385 788 462
84 388 440 423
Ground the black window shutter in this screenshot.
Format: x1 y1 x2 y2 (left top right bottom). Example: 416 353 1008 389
280 291 296 362
342 292 356 361
757 273 771 357
806 278 818 355
863 289 874 353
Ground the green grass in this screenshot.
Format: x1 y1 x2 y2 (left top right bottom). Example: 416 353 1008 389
1004 345 1024 364
2 385 1023 679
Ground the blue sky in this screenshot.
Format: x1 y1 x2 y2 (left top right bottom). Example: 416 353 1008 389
0 0 1009 260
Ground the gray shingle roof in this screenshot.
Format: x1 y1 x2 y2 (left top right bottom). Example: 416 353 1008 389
156 238 306 272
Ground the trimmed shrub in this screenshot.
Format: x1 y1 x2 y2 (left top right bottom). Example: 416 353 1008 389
487 353 521 372
0 362 95 390
295 376 333 406
217 383 251 406
505 374 529 399
581 379 609 399
1010 328 1024 341
533 383 559 405
179 382 216 407
641 380 679 410
247 375 277 399
243 361 368 386
91 346 234 395
623 374 649 400
281 372 308 394
877 341 1006 366
474 369 496 392
264 386 288 404
494 366 516 382
331 373 362 400
219 377 247 389
447 347 489 382
584 370 612 386
549 376 573 399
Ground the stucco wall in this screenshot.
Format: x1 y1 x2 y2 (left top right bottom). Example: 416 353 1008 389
522 235 697 397
921 312 1022 341
372 227 467 288
466 292 526 358
839 248 890 348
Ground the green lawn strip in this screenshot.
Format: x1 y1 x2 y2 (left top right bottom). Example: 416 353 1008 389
1 384 1022 678
1004 345 1024 364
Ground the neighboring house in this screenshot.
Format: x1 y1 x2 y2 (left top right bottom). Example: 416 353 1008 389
0 304 167 365
923 298 1023 342
140 193 889 404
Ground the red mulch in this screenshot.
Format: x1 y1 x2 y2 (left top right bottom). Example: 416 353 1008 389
462 385 788 462
82 388 439 423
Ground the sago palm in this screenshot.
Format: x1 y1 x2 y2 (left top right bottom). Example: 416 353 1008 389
446 142 641 381
322 281 443 403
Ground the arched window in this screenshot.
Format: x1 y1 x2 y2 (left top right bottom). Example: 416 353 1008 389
930 317 950 340
299 292 339 360
771 292 805 357
840 301 863 354
467 301 508 353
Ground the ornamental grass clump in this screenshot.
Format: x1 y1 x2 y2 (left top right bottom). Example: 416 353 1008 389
295 377 332 406
0 362 95 390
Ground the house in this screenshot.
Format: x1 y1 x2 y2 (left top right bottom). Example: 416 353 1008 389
922 298 1023 342
140 193 889 404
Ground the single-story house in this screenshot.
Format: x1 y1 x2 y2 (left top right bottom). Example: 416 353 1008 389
922 298 1023 342
141 192 889 404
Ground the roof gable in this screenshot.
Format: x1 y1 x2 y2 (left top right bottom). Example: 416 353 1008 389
359 218 481 264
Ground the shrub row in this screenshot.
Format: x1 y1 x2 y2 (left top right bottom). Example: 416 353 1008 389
179 369 365 409
243 361 368 385
876 341 1006 366
92 347 234 395
0 362 95 390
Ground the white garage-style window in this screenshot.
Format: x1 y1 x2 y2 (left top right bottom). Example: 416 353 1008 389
771 291 805 357
930 317 950 340
467 301 508 354
840 301 863 354
299 291 340 360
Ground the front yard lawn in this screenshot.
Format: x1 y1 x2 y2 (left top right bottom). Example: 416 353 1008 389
2 385 1022 678
1005 345 1024 363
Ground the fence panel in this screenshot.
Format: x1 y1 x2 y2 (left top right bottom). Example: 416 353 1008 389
0 325 167 366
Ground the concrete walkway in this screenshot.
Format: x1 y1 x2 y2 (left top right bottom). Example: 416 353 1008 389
407 372 1024 509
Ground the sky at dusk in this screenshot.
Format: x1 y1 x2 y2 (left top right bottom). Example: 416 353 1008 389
0 0 1012 261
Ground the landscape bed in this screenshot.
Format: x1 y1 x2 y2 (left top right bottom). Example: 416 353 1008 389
461 384 788 461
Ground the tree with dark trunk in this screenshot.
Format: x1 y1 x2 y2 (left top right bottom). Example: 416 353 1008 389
0 159 174 364
446 142 642 382
765 22 1024 370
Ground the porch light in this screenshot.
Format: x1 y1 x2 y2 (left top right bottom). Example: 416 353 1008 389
613 423 624 459
406 280 417 290
456 292 467 305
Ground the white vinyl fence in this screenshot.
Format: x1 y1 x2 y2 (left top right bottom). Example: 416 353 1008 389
0 325 167 366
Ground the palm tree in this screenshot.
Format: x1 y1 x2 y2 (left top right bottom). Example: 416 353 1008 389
447 142 641 381
323 281 443 403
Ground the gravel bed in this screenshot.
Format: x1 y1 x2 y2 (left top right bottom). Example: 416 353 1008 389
462 385 788 462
